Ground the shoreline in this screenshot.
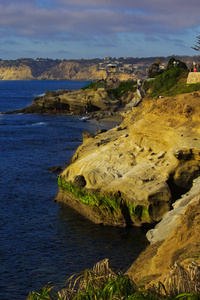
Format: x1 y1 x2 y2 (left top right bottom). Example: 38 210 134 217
88 114 122 129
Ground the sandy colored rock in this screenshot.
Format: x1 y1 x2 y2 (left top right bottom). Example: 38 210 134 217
37 61 135 81
0 65 33 80
57 92 200 226
126 196 200 287
146 177 200 244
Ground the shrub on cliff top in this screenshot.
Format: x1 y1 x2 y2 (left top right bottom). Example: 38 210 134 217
107 80 137 100
166 57 188 70
81 82 98 90
82 80 137 99
149 65 189 97
146 57 200 97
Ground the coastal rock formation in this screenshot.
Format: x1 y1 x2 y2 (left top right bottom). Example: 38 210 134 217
0 65 33 80
53 89 200 290
0 60 134 81
146 177 200 244
17 88 121 116
38 61 108 81
56 92 200 227
126 181 200 287
13 83 142 119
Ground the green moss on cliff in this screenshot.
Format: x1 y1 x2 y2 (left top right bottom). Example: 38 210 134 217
58 176 120 212
58 177 151 224
127 203 151 222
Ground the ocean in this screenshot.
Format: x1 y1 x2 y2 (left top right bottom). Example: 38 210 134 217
0 81 149 299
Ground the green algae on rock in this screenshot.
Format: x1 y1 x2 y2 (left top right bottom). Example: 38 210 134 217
57 176 151 227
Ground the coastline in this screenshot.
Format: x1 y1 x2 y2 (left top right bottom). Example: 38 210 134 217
56 90 200 294
88 114 122 129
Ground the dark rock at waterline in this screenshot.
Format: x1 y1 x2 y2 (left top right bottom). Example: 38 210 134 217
82 131 95 141
46 166 63 173
95 129 107 135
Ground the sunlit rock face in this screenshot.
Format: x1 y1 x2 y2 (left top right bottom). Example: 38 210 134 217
57 92 200 226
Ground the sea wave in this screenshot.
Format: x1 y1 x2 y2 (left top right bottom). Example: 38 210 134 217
34 92 45 97
0 121 48 127
30 122 48 127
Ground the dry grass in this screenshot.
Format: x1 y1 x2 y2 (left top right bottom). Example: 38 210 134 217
58 259 116 300
163 261 200 296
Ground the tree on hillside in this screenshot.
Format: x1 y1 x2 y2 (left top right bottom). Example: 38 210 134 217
147 59 164 78
156 58 163 65
166 57 188 70
191 36 200 52
147 62 162 78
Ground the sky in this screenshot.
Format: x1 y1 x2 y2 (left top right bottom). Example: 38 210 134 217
0 0 200 60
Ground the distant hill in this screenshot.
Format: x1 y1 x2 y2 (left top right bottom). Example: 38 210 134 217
0 56 198 81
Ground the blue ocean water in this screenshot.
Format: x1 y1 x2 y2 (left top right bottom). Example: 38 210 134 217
0 81 149 300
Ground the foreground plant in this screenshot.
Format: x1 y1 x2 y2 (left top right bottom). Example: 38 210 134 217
28 260 200 300
27 282 62 300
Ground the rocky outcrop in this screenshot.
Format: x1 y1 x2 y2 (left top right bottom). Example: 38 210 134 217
38 61 108 81
15 88 121 116
12 84 143 120
56 89 200 288
146 177 200 244
56 92 200 227
126 187 200 287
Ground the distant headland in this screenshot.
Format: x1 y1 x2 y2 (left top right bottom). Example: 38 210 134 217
0 55 199 81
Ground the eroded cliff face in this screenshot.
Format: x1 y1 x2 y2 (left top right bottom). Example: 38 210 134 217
0 65 34 80
38 62 108 80
38 61 135 81
126 177 200 288
18 88 122 117
0 61 134 81
56 92 200 227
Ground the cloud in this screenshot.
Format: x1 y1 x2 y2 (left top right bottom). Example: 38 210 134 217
0 0 199 59
0 39 22 46
0 1 199 38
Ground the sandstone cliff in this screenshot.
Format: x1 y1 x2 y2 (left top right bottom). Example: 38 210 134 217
0 60 134 81
0 65 34 80
0 56 198 81
126 178 200 287
37 61 107 80
56 92 200 228
14 81 141 119
56 91 200 289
